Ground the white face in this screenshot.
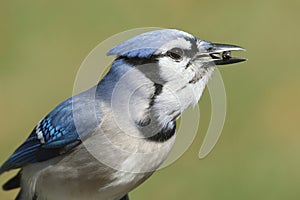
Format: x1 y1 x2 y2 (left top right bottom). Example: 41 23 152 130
157 37 215 103
144 37 216 125
156 37 213 80
107 34 216 135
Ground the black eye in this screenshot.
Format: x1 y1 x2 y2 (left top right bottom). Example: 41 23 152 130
166 48 184 61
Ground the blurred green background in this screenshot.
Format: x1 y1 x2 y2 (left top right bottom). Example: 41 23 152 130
1 0 299 199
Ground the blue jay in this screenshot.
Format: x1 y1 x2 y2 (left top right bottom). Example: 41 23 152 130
0 29 245 200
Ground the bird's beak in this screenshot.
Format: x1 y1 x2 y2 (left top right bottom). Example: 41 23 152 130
206 42 246 65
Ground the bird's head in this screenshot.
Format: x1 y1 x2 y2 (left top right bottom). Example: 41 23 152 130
106 29 246 129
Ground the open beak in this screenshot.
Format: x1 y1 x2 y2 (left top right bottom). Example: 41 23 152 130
207 43 246 65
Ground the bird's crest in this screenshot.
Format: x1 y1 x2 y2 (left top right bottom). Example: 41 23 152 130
107 29 196 58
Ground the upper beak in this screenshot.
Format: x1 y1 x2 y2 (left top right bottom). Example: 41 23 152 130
206 43 246 65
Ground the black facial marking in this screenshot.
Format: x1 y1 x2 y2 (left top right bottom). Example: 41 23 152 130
189 69 203 84
147 121 176 142
121 56 167 85
118 56 158 67
185 61 192 69
136 116 151 127
135 83 163 127
149 83 163 107
156 36 198 61
184 36 198 58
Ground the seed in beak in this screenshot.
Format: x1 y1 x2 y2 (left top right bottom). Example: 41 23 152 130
222 51 232 59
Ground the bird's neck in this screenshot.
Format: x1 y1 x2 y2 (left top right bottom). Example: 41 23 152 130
97 58 178 142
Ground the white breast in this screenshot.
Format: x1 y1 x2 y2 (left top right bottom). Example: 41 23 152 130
21 125 176 200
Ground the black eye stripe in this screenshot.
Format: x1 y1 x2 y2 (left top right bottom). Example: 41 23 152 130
167 38 198 59
159 37 198 61
185 37 198 57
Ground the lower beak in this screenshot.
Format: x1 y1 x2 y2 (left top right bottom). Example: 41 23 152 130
208 43 246 65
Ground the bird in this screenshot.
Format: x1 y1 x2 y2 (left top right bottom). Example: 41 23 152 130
0 29 246 200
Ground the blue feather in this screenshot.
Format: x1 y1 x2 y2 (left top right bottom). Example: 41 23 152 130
107 29 196 58
0 87 101 174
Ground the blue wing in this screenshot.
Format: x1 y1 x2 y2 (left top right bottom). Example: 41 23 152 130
0 87 101 174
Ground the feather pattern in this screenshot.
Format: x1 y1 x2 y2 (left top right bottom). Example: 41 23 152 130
107 29 196 58
0 87 101 174
0 29 245 200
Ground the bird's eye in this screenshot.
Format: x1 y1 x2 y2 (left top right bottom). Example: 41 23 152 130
166 48 184 61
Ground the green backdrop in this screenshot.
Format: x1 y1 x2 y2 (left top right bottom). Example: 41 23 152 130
1 0 299 199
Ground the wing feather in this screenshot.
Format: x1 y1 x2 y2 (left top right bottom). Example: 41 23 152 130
0 87 101 174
